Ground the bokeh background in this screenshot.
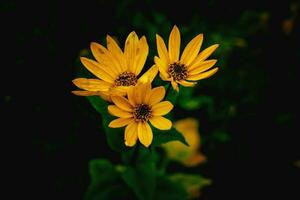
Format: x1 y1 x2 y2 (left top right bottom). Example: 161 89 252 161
3 0 299 199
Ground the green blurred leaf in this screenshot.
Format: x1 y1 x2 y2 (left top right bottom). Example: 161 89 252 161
87 96 125 152
85 159 129 200
154 175 188 200
152 126 189 147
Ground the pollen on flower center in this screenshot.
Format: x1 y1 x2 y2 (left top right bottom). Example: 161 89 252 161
133 104 152 122
168 62 188 81
115 72 137 86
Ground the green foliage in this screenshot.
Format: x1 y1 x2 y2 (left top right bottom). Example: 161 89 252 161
152 126 189 147
154 176 188 200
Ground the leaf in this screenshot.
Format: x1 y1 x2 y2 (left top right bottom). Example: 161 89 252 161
154 175 188 200
164 83 179 105
87 96 126 152
85 159 130 200
152 126 189 147
121 145 156 200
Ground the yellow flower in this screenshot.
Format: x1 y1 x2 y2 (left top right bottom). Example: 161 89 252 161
72 32 158 101
108 83 173 147
155 25 219 91
163 118 206 167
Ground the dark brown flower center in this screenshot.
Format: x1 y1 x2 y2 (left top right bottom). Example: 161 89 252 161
115 72 137 86
133 104 152 122
168 62 188 81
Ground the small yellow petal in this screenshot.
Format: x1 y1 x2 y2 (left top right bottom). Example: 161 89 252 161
152 101 173 116
134 36 149 75
124 31 139 73
168 25 181 62
154 56 169 78
127 86 136 106
138 122 153 147
125 122 138 147
171 80 179 92
188 59 217 75
106 35 126 70
138 65 158 84
108 105 133 118
109 117 134 128
156 34 170 64
178 80 197 87
80 57 114 83
190 44 219 68
187 67 219 81
148 86 166 105
72 90 100 96
149 116 172 130
180 34 203 66
72 78 110 91
111 95 133 112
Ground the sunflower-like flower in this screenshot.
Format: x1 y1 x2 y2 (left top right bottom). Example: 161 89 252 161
72 32 158 101
155 25 219 91
108 83 173 147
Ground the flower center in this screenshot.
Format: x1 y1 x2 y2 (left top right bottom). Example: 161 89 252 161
168 62 188 81
133 104 152 122
115 72 137 86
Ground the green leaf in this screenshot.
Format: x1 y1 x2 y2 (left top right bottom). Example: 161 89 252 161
164 83 179 105
152 126 189 147
154 175 188 200
85 159 130 200
87 96 126 152
121 164 156 200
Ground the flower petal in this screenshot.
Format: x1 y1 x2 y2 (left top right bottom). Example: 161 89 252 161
106 35 126 70
72 78 110 91
168 25 181 62
156 34 170 64
138 65 158 84
127 86 136 106
108 105 133 118
72 90 100 96
124 31 139 73
188 59 217 75
134 36 149 75
138 122 153 147
125 122 139 147
187 67 219 81
109 117 134 128
148 86 166 105
180 34 203 66
80 57 114 83
90 42 122 74
190 44 219 68
178 80 197 87
149 116 172 130
154 56 169 78
151 101 173 116
111 95 133 112
171 79 179 92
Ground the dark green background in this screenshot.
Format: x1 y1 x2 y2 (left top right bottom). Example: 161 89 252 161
2 0 299 199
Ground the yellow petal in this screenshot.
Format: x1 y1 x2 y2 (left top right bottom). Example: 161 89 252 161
72 78 110 91
156 34 170 64
148 86 165 105
188 59 217 75
152 101 173 116
154 56 169 78
111 95 133 112
137 122 153 147
149 116 172 130
106 35 126 70
171 80 179 92
125 122 138 147
190 44 219 68
168 25 181 62
127 86 136 106
180 34 203 66
124 31 139 73
108 105 133 118
187 67 219 81
80 57 114 83
110 86 128 97
109 117 134 128
159 72 172 81
134 36 149 75
134 83 148 104
138 65 158 84
90 42 122 74
72 90 100 96
178 80 197 87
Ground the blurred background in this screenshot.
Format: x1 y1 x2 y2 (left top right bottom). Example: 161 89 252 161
2 0 299 199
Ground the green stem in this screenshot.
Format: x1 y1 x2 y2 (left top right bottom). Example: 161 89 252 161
163 82 172 101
